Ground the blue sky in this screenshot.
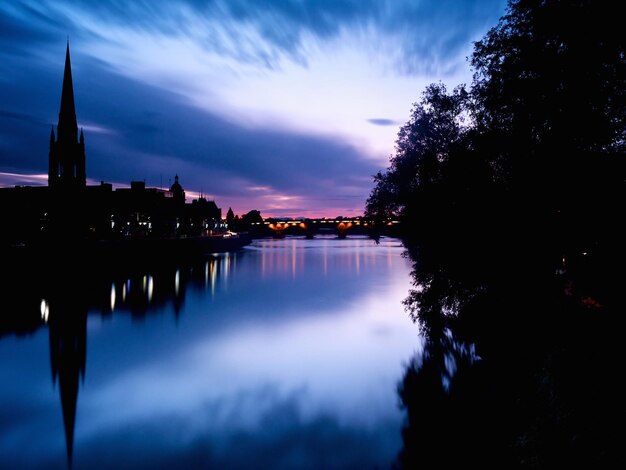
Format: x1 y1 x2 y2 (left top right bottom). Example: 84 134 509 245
0 0 507 217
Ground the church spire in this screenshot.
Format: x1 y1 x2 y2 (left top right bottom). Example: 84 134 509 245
58 41 77 142
49 41 86 187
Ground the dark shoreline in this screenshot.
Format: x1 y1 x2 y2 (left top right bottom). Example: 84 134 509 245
2 232 253 267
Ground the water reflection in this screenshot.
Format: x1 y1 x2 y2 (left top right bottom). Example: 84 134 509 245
48 300 86 467
0 251 238 468
0 236 417 469
95 255 231 319
396 232 626 468
1 255 90 467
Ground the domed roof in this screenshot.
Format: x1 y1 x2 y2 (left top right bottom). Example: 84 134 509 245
170 174 183 192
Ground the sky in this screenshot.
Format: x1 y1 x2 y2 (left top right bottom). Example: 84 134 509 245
0 0 507 218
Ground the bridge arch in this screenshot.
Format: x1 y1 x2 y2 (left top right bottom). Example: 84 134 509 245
257 218 399 239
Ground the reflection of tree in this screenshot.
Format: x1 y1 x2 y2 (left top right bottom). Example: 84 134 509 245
398 332 498 468
395 221 625 467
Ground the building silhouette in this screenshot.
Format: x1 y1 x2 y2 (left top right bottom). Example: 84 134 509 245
0 43 222 245
49 42 86 189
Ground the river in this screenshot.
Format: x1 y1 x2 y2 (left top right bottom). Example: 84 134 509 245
0 236 420 469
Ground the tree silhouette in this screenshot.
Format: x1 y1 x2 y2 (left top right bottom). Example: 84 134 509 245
366 84 470 229
226 207 235 228
368 0 626 311
372 1 626 467
470 0 626 276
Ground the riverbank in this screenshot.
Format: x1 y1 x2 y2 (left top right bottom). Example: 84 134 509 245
2 232 252 268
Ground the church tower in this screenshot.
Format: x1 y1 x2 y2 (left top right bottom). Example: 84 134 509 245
49 42 86 188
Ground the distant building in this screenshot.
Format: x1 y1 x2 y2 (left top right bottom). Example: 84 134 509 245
0 43 221 245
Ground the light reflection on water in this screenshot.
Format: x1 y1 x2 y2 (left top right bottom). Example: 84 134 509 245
0 236 419 469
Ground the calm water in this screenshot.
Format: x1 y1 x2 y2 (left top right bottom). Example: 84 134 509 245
0 236 419 469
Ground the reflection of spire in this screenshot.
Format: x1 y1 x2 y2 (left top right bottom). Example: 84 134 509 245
48 301 87 467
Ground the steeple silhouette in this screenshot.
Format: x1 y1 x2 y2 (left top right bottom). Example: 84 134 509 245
49 41 86 188
59 42 77 138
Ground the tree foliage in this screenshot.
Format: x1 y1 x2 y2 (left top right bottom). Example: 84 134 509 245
472 0 626 156
369 0 626 266
226 207 235 226
366 84 473 228
386 2 626 466
471 0 626 246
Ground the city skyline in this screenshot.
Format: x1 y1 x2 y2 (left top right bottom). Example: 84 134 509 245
0 1 507 217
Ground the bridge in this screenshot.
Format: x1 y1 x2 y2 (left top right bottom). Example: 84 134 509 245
248 217 401 239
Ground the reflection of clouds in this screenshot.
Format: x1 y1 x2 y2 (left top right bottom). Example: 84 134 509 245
370 324 393 337
77 386 401 469
0 238 418 468
0 394 65 469
81 251 417 433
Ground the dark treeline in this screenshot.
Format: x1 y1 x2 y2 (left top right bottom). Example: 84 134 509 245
367 1 625 468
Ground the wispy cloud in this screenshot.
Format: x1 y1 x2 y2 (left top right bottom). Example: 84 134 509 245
81 123 118 135
22 0 504 75
0 0 508 217
0 110 47 126
0 172 48 187
367 118 398 127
